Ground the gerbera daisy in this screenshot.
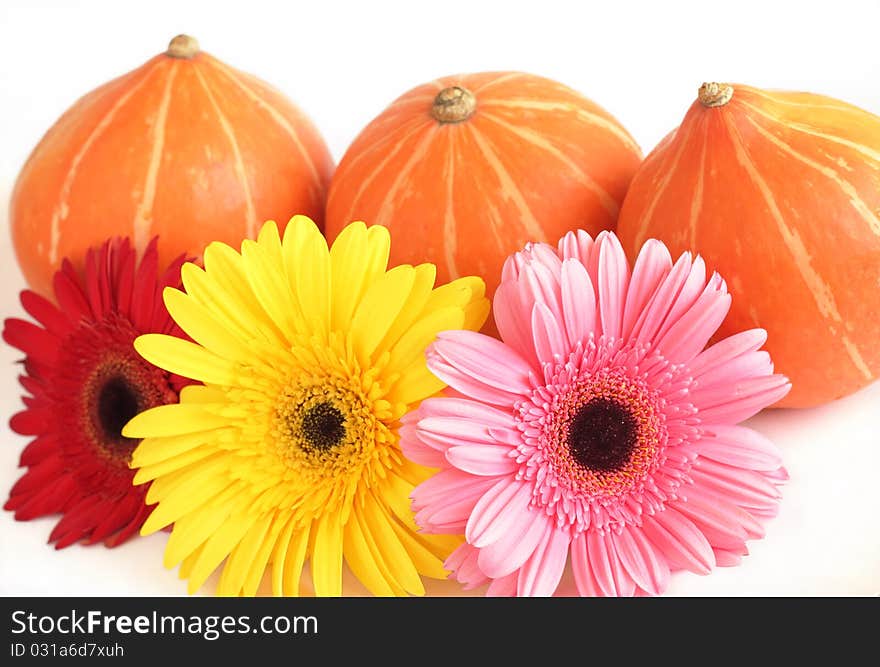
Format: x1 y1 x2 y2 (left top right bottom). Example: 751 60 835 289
4 237 189 548
123 216 489 596
402 231 791 596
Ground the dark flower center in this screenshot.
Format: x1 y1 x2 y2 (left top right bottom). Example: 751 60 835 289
567 397 638 473
97 375 142 446
300 402 346 451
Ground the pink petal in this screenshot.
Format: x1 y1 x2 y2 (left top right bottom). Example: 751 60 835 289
413 475 498 534
516 523 571 597
560 258 597 346
530 302 567 365
655 274 731 363
486 572 518 597
622 239 672 340
642 507 714 575
670 496 749 551
417 397 515 427
477 508 548 579
411 469 497 511
655 255 707 341
399 424 445 467
446 444 518 476
427 351 524 407
432 331 533 395
493 281 540 369
585 529 636 596
446 543 489 589
596 233 630 340
612 525 670 596
571 532 604 596
713 547 744 567
419 416 497 448
557 230 595 267
689 458 782 509
688 329 768 378
520 258 563 325
466 479 532 547
630 252 693 344
692 351 774 392
695 375 792 423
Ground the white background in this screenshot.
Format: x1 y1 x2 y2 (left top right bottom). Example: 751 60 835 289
0 0 878 596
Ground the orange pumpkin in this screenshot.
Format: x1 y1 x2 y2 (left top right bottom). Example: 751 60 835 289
325 72 642 302
616 82 880 408
11 35 333 297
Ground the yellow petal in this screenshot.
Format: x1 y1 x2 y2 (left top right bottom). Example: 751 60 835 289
163 287 253 362
386 365 446 407
343 510 397 597
187 510 260 595
123 403 229 439
202 242 286 345
134 334 236 385
464 296 491 332
330 222 390 331
386 305 465 377
360 496 424 596
141 455 233 532
217 517 272 596
242 513 288 596
270 515 296 596
130 431 210 467
256 220 283 265
241 239 301 342
386 515 450 580
282 216 331 338
351 265 415 365
180 263 259 343
310 512 344 596
374 263 436 358
423 276 484 315
280 520 311 597
132 444 214 484
164 501 233 568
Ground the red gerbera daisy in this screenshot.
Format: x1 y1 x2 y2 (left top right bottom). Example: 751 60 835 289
3 237 190 548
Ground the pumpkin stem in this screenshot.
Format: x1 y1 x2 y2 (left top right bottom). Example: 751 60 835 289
166 34 200 59
431 87 477 123
699 82 734 107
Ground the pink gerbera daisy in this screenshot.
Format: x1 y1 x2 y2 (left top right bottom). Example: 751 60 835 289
402 231 791 596
3 237 190 548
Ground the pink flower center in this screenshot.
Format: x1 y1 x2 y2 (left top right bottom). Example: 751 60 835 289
513 337 688 535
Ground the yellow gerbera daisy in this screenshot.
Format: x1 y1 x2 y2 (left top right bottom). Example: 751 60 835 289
122 216 489 596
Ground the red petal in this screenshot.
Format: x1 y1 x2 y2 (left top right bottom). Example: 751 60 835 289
3 319 59 362
20 291 72 337
54 259 91 320
19 434 59 466
9 407 53 435
50 495 104 548
105 500 152 547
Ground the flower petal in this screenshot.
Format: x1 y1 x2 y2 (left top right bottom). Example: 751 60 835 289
446 444 518 476
466 479 533 548
516 523 570 597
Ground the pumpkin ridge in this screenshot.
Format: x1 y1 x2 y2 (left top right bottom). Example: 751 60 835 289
192 66 257 238
372 126 439 229
688 122 709 250
442 132 460 279
633 122 694 250
132 61 179 255
741 113 880 237
738 99 880 165
482 99 641 155
742 87 869 114
721 113 859 353
206 58 322 193
465 122 545 243
339 118 435 224
47 61 165 266
471 72 527 95
480 110 620 218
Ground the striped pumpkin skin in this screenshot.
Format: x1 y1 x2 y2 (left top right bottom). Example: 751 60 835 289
11 37 334 298
616 83 880 408
325 72 642 303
